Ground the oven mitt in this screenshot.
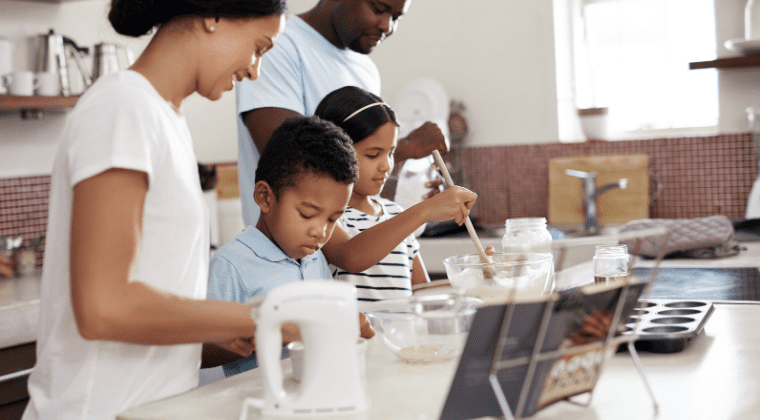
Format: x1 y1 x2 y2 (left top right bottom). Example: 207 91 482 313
618 215 741 259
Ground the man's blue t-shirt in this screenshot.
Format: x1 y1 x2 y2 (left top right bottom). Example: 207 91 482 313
236 15 381 227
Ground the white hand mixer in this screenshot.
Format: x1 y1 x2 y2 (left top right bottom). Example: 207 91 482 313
240 280 367 420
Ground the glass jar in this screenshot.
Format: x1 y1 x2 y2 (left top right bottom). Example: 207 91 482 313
501 217 553 253
593 244 630 285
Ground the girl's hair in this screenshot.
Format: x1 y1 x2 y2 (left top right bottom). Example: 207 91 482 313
314 86 398 145
109 0 287 37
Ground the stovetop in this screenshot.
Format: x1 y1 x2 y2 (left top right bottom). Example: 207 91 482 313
632 267 760 302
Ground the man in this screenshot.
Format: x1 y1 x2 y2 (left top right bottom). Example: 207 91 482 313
236 0 448 226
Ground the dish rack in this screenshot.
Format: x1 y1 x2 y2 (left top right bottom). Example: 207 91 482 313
487 227 670 420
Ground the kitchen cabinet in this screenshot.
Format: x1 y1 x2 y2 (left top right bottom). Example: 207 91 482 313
0 342 35 420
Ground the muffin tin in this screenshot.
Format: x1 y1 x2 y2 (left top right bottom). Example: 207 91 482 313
620 299 715 353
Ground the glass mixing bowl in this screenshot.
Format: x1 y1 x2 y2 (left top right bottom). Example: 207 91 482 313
443 252 555 297
363 293 482 363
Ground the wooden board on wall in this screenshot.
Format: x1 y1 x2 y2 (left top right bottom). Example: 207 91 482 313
215 165 240 200
548 153 649 227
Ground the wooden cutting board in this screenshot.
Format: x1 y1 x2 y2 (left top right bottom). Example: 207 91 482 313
548 153 649 227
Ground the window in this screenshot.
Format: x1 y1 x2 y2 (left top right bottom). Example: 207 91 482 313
554 0 718 141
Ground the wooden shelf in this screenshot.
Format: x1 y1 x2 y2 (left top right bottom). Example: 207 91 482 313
690 54 760 70
0 95 79 110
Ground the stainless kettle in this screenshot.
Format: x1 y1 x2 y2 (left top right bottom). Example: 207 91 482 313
34 29 92 96
91 43 135 82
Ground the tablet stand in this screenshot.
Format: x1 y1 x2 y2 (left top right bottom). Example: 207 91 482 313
487 227 668 420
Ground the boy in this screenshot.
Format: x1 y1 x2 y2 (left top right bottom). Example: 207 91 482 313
205 116 373 376
206 116 477 376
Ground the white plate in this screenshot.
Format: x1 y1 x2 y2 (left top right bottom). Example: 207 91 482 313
391 78 451 236
725 38 760 55
392 77 450 138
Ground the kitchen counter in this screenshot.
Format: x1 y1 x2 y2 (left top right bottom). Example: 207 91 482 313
118 302 760 420
0 271 41 349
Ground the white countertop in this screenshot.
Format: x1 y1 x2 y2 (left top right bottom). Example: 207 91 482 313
0 270 41 348
118 302 760 420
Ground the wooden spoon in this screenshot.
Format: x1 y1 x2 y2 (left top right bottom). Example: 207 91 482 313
432 150 497 280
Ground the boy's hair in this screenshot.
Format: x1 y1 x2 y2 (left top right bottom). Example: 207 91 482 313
314 86 398 145
255 115 359 198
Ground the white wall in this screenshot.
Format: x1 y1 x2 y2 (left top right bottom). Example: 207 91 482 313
370 0 559 147
715 0 760 133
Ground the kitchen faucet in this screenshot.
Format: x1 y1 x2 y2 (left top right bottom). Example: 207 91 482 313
565 169 628 234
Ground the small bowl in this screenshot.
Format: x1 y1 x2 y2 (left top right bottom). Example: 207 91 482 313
288 337 367 382
364 293 482 363
443 253 554 297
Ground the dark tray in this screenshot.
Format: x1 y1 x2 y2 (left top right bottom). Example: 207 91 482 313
620 299 714 353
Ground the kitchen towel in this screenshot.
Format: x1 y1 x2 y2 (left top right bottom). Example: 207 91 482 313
618 215 740 259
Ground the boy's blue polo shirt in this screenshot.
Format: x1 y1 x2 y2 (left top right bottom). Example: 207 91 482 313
207 226 334 376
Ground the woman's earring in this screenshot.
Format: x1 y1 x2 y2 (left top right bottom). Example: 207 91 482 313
209 26 215 32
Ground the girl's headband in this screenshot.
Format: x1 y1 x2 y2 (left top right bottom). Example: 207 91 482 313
342 102 389 122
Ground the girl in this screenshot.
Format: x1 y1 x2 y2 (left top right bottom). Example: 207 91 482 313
315 86 431 301
24 1 286 419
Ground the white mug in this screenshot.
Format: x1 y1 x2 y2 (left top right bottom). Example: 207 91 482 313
35 72 59 96
0 37 12 94
6 71 39 96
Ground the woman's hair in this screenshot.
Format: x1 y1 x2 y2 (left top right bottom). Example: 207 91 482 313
314 86 398 145
109 0 287 37
255 116 359 198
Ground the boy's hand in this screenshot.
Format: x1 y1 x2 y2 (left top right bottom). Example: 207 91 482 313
359 312 375 339
423 186 477 225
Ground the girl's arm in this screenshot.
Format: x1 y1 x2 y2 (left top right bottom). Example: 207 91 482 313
321 186 477 273
411 254 431 287
70 168 256 345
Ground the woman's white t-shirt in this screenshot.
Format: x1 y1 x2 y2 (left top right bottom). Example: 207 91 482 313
23 70 209 420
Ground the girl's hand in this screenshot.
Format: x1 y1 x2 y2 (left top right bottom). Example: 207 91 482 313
359 312 375 339
421 186 477 225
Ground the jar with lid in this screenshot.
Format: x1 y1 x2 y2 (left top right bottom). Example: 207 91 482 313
593 244 630 285
501 217 553 253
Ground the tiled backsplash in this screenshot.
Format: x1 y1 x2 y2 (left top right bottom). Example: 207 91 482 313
0 175 50 268
1 133 757 265
463 133 759 226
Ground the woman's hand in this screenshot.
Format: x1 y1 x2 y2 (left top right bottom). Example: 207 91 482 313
418 185 477 225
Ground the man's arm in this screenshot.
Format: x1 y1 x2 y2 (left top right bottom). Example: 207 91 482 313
243 107 302 154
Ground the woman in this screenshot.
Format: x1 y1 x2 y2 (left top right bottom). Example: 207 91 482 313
23 1 286 419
